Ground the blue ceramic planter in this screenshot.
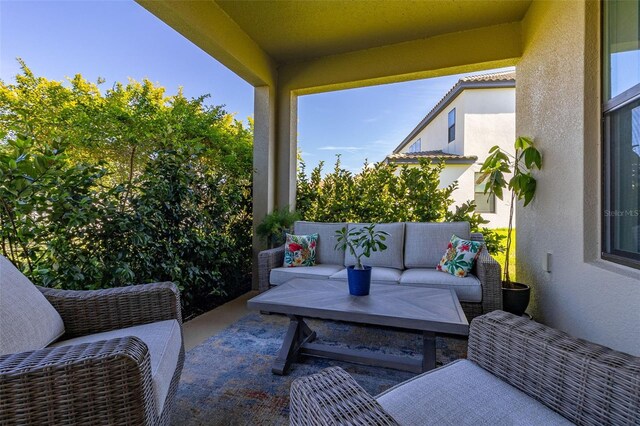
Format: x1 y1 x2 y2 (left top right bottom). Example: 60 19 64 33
347 265 372 296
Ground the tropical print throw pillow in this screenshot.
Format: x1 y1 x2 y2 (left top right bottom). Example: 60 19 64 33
284 233 318 267
436 235 484 277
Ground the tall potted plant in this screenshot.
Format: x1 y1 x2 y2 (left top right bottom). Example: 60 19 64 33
335 224 388 296
478 136 542 315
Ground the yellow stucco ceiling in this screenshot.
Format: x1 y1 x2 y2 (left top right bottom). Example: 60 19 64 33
215 0 532 63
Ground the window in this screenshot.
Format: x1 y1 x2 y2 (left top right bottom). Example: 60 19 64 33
448 109 456 143
474 172 495 213
408 138 422 153
602 0 640 269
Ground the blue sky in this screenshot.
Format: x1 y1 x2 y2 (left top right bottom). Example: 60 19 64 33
1 1 510 174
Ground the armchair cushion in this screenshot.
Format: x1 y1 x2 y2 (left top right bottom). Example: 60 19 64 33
376 359 573 425
49 319 182 415
0 255 65 356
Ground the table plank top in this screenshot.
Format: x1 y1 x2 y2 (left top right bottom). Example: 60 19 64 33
247 278 469 335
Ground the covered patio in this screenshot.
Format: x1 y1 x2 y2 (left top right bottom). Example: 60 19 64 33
1 0 639 424
138 0 639 355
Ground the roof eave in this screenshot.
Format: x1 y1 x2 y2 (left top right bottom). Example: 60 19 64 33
386 156 478 165
392 79 515 154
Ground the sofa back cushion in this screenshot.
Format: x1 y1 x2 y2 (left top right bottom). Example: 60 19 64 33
344 222 405 269
404 222 471 268
294 221 345 265
0 255 65 356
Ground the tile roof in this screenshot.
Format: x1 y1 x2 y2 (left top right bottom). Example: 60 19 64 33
385 150 478 164
392 70 515 154
459 70 516 83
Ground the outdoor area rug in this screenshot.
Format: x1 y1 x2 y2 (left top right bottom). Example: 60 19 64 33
171 312 468 426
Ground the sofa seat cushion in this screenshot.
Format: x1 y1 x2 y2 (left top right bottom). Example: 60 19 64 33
0 255 65 356
294 222 346 265
270 264 344 285
376 359 573 426
399 269 482 303
50 319 182 415
344 223 405 270
404 222 471 268
329 267 402 284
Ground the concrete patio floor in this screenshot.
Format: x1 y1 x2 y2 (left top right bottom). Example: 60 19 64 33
183 291 258 351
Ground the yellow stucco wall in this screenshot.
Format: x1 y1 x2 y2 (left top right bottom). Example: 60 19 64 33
517 0 640 355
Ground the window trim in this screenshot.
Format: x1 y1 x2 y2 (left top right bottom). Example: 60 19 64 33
448 108 456 143
601 1 640 270
474 172 496 214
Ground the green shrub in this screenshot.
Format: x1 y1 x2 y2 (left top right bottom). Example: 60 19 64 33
256 206 300 248
0 63 252 319
297 156 505 254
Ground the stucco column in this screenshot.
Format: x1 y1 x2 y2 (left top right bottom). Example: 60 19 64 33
276 86 298 210
252 86 276 289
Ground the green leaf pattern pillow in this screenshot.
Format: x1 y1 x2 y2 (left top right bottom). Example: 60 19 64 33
284 233 318 267
437 235 483 277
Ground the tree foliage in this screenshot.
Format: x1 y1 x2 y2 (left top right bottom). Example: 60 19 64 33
297 156 504 254
0 62 252 319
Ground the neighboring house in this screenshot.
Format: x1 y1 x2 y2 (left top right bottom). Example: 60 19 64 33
386 71 516 228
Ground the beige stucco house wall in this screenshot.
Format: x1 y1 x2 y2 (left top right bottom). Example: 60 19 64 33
517 0 640 356
389 81 515 228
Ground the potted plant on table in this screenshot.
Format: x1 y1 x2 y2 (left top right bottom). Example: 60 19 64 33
478 136 542 316
335 224 389 296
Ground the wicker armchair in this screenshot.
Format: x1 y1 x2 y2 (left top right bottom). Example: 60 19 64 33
0 282 184 426
291 311 640 425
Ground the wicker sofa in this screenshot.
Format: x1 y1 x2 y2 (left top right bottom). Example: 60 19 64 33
259 221 501 319
290 310 640 425
0 255 184 425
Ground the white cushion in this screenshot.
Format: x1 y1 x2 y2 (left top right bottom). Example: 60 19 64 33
50 319 182 415
270 264 344 285
330 266 402 284
344 223 405 269
404 222 471 268
294 222 346 265
0 255 65 356
377 360 573 425
399 269 482 303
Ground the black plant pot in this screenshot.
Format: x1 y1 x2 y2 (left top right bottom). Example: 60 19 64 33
502 282 531 316
346 265 372 296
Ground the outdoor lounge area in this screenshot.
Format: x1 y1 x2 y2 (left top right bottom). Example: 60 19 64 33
1 263 639 425
2 0 640 425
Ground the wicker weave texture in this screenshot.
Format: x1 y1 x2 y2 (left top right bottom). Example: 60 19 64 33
0 337 156 425
460 302 483 321
258 246 285 292
468 310 640 426
1 282 184 425
290 366 399 426
39 282 182 338
471 248 502 314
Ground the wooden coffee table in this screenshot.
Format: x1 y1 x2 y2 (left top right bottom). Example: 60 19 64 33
247 278 469 375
